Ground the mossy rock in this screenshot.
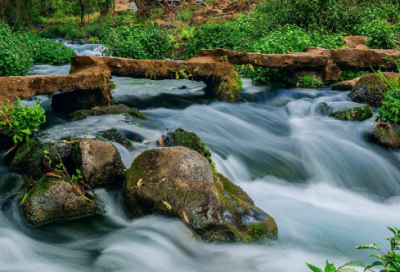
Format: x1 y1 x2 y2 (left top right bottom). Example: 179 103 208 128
101 128 133 149
70 104 147 121
204 70 244 102
10 139 78 180
0 174 28 199
123 147 277 243
369 123 400 149
349 73 400 107
22 175 105 227
79 139 125 188
330 104 373 121
162 128 212 164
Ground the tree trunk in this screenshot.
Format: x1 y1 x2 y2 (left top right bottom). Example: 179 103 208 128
79 0 85 24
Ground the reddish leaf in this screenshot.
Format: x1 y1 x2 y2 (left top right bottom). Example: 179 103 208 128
46 173 62 178
181 209 190 224
158 137 165 147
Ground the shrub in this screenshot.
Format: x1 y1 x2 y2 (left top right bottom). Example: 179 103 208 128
299 74 324 87
184 22 244 59
0 99 46 144
20 33 76 64
375 70 400 124
359 20 396 49
339 70 370 81
0 22 33 76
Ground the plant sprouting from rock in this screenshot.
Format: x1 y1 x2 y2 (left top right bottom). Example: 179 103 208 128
299 74 324 88
374 68 400 124
0 99 46 144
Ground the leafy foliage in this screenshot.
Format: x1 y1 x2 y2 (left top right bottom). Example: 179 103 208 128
299 74 324 87
103 25 173 60
359 20 396 49
306 227 400 272
0 99 46 144
0 22 33 76
340 70 371 81
20 32 76 64
375 70 400 124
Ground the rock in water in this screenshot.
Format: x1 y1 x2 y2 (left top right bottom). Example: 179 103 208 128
162 128 212 164
79 139 125 188
350 72 400 107
70 104 147 121
22 176 104 227
330 104 373 121
369 123 400 149
123 147 278 242
101 128 133 149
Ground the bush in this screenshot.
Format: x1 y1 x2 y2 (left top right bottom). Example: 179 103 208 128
103 25 173 60
375 70 400 124
0 22 33 76
299 74 324 87
20 33 76 64
184 22 245 59
359 20 396 49
0 99 46 144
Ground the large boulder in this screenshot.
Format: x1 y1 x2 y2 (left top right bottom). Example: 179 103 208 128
162 128 212 164
22 175 104 227
79 139 125 188
70 104 147 121
349 72 400 107
369 123 400 149
101 128 133 149
330 104 373 121
123 147 278 243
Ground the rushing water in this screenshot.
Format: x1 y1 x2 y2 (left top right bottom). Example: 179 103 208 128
2 42 400 272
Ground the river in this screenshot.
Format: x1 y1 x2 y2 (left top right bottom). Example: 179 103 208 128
1 41 400 272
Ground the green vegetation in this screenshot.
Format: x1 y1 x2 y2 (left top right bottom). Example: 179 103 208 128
0 22 76 76
340 70 370 81
375 69 400 124
306 226 400 272
0 99 46 144
299 74 324 88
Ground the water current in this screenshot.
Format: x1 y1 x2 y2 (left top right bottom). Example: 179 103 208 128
1 41 400 272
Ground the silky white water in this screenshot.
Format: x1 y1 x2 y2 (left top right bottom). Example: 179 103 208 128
1 42 400 272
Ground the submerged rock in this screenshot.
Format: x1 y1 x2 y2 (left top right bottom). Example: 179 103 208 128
123 147 278 243
0 174 28 199
314 102 331 116
162 128 212 164
80 139 125 188
349 72 400 107
330 104 373 121
369 123 400 149
70 104 147 121
101 128 133 149
22 175 104 227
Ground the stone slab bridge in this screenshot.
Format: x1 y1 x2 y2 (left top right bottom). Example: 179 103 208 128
0 48 399 110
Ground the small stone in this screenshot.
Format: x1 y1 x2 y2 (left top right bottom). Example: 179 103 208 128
101 128 133 149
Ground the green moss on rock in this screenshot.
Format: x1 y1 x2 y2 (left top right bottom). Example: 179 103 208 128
101 128 133 149
22 175 105 227
330 104 373 121
369 123 400 149
123 147 278 243
10 139 76 180
163 128 212 164
71 104 147 121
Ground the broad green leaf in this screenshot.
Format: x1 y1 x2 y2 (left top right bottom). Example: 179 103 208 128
340 261 365 268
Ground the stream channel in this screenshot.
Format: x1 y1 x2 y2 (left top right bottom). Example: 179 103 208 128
1 41 400 272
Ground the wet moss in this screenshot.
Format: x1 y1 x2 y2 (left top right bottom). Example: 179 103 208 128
369 123 400 149
71 104 147 121
101 128 133 149
10 139 76 180
22 175 105 227
330 104 373 121
214 71 244 102
163 128 212 164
